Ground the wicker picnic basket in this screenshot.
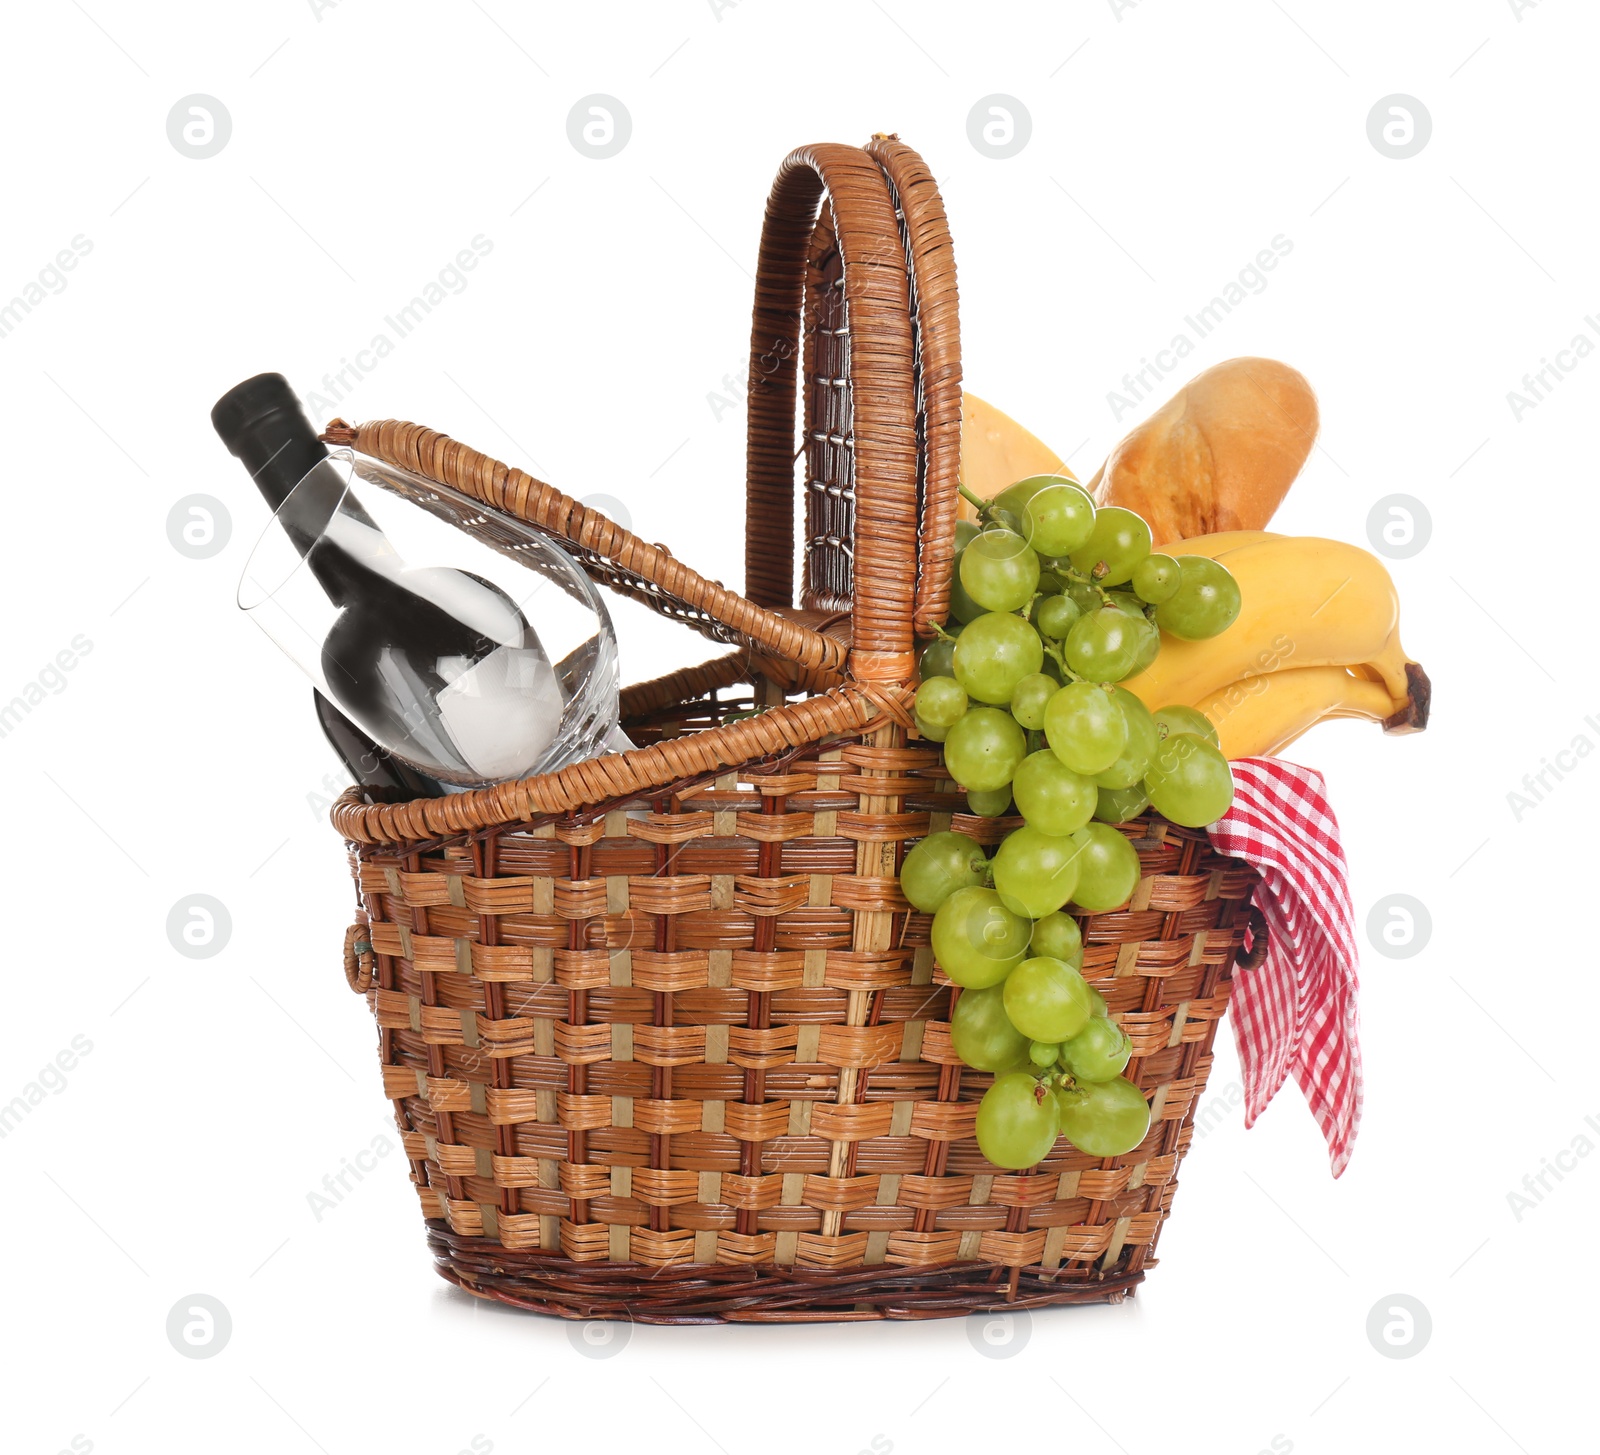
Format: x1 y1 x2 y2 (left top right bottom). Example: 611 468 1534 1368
327 137 1262 1322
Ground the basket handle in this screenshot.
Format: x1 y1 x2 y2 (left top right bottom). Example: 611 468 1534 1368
866 135 962 646
744 140 961 683
324 417 850 682
344 920 375 993
1235 906 1270 972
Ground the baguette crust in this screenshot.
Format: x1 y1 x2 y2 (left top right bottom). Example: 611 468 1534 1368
1088 358 1318 543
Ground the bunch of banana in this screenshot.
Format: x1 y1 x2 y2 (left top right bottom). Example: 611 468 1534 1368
957 384 1430 761
1125 530 1429 758
1194 667 1403 760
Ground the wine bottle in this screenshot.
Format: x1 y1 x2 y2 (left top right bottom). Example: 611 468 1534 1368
214 374 566 786
311 688 448 800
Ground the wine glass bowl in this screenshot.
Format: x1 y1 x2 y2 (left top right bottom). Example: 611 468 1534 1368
240 449 620 789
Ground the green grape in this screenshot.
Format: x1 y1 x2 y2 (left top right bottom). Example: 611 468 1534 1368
953 612 1045 705
1068 506 1153 586
965 784 1014 817
1065 578 1102 616
1009 673 1058 731
976 1070 1060 1169
1036 594 1081 641
960 528 1042 613
943 706 1027 791
1029 910 1083 968
915 713 948 743
915 675 969 729
955 519 980 551
899 831 987 914
950 983 1030 1072
1106 591 1159 668
1068 822 1142 913
991 824 1083 918
1036 566 1066 597
1002 955 1096 1042
1044 681 1128 776
919 632 959 681
992 511 1030 542
1028 1039 1062 1068
1064 603 1147 682
1154 556 1242 640
1085 983 1109 1017
1060 1016 1132 1083
1012 750 1097 837
1093 780 1150 823
1025 589 1056 635
1154 704 1220 748
948 550 987 624
1129 611 1162 673
1093 687 1158 790
930 886 1031 988
1131 553 1182 604
1013 677 1058 734
1144 732 1235 827
1023 483 1097 556
1056 1076 1150 1157
990 475 1062 520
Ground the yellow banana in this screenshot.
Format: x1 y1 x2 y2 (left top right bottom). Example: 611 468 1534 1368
959 392 1070 519
1195 666 1401 759
1123 534 1411 704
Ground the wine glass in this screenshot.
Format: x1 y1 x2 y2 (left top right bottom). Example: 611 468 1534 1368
239 448 621 789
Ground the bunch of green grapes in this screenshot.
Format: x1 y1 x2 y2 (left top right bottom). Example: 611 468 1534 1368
903 475 1243 1171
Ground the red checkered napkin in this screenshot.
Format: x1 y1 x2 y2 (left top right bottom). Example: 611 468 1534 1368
1207 757 1362 1177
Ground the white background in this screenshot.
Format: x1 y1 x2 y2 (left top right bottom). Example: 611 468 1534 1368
2 2 1592 1452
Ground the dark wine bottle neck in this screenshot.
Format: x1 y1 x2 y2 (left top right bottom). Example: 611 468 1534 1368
214 371 383 595
212 373 330 512
235 423 328 514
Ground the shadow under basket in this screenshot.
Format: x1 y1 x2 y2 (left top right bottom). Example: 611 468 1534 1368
327 135 1264 1323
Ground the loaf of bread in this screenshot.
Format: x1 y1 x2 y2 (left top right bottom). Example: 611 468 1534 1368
1087 358 1318 546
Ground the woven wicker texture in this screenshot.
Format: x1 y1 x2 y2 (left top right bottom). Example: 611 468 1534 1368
866 135 962 641
350 744 1253 1320
744 142 959 683
330 138 1259 1320
331 681 909 846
